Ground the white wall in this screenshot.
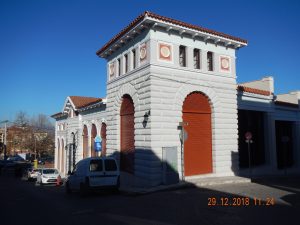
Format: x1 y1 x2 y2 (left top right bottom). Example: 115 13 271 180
105 26 240 187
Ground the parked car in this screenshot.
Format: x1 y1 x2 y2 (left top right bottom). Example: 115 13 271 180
65 157 120 195
27 168 41 181
36 168 61 185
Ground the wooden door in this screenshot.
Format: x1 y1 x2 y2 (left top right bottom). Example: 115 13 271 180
182 92 212 176
120 95 135 173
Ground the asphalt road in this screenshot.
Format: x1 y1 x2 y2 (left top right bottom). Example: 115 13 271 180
0 173 300 225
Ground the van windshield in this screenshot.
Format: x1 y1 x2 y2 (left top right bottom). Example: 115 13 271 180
89 160 103 172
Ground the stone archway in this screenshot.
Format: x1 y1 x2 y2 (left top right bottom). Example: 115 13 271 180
61 139 65 175
120 94 135 174
101 123 107 156
57 138 60 171
91 124 97 157
82 125 88 158
182 92 212 176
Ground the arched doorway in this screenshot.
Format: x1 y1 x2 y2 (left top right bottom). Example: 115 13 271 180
91 124 97 157
57 138 60 171
101 123 107 156
83 125 88 158
120 94 135 173
182 92 212 176
61 139 65 175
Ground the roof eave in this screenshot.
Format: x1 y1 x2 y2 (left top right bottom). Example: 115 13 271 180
77 101 106 112
97 12 248 59
97 17 148 58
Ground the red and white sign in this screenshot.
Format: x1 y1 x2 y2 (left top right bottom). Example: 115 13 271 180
245 132 252 140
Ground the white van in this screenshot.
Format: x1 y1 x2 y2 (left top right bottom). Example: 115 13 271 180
65 157 120 195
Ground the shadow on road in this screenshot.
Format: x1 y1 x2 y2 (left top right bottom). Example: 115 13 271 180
1 170 300 225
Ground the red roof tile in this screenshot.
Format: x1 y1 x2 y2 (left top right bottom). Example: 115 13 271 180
237 85 271 96
69 96 102 109
96 11 248 56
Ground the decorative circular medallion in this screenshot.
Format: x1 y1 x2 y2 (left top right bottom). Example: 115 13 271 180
140 45 147 60
221 58 229 69
160 46 170 58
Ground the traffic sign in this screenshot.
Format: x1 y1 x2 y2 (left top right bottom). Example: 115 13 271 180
179 128 188 142
94 136 102 152
245 132 252 140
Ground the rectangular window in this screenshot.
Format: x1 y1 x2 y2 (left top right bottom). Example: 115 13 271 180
104 159 117 171
207 51 213 71
179 45 186 67
132 49 136 69
193 49 200 69
125 54 128 73
117 58 121 76
89 159 103 172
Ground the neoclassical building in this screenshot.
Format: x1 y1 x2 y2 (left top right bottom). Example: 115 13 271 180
52 12 300 187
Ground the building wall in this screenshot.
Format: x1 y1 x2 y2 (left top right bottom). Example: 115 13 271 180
105 27 239 187
54 105 106 177
79 105 107 159
237 91 300 176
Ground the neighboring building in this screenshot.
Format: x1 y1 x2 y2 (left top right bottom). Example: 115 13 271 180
0 128 4 158
237 77 300 176
0 128 4 143
51 96 107 176
52 12 300 187
5 125 30 155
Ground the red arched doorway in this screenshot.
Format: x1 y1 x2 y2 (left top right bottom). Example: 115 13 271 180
91 124 97 157
101 123 107 156
61 139 65 175
182 92 212 176
83 125 88 158
120 94 135 173
57 138 60 171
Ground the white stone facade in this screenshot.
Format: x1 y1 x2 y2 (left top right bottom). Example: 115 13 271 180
54 101 106 177
105 25 240 187
53 12 300 186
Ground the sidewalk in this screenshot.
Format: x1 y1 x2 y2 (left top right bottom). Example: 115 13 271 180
119 176 251 195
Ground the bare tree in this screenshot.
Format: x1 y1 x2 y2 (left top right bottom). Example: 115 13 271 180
30 114 54 130
5 112 55 156
14 111 29 127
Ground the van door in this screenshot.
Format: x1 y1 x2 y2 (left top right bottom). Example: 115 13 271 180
68 162 83 191
103 159 119 186
88 159 105 187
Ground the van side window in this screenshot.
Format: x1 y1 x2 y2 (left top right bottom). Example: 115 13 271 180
89 160 103 172
104 159 117 171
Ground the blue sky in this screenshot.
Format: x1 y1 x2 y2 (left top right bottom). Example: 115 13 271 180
1 0 300 122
